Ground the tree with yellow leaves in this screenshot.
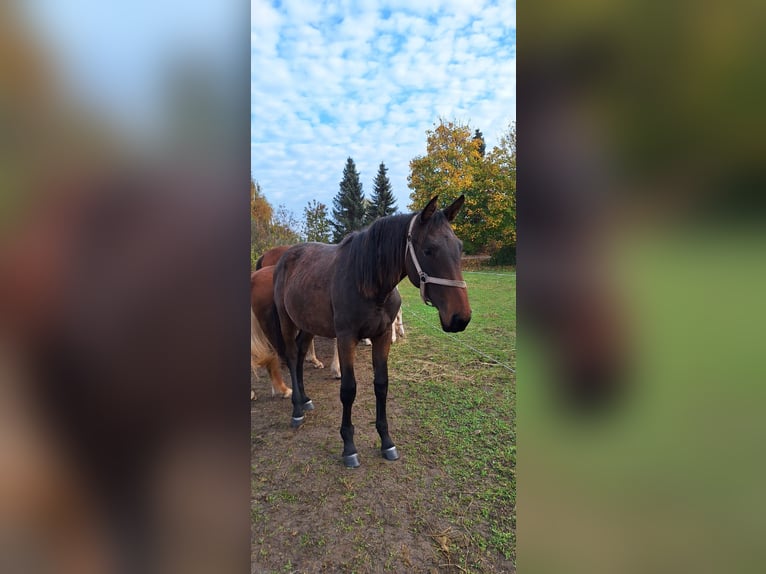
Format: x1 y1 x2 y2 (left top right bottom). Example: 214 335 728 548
250 177 300 267
408 119 516 259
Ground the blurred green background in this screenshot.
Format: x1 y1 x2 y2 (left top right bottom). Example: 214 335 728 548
520 1 766 571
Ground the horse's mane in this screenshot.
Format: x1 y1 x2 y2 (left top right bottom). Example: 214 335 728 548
340 213 412 300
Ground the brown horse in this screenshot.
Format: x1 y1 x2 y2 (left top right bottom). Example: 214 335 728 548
272 195 471 468
250 266 291 399
254 244 289 270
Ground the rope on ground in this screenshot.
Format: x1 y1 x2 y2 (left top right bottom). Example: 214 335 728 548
405 307 516 374
463 270 516 277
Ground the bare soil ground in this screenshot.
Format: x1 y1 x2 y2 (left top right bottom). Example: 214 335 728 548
251 337 513 574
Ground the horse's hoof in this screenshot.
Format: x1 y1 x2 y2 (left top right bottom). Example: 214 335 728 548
312 361 324 369
302 399 314 411
281 389 292 399
343 453 360 468
290 416 305 428
381 446 400 461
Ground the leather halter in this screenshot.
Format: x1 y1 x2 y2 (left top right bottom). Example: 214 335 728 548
407 214 467 306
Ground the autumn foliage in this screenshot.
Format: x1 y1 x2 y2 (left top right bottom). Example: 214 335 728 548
250 177 300 266
408 119 516 258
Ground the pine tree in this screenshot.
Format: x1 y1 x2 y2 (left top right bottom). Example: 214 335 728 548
331 157 366 243
473 128 486 157
365 162 398 224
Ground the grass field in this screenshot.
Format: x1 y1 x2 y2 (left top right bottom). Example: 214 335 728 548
251 269 516 573
389 270 516 569
518 230 766 573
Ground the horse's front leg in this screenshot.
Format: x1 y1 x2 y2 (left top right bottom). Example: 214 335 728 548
372 331 399 461
337 335 360 468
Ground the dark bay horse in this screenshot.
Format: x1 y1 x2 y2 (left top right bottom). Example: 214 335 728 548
255 245 325 369
272 195 471 468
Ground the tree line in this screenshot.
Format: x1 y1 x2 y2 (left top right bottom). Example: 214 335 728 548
251 118 516 266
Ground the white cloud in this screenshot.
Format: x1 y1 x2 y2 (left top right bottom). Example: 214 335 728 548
252 0 516 216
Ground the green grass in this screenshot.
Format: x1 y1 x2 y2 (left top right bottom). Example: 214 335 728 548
519 229 766 574
390 271 516 569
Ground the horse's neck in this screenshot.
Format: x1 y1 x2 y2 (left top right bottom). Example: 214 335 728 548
358 215 410 300
377 269 406 301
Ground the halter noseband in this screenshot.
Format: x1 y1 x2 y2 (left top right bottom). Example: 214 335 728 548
407 214 467 306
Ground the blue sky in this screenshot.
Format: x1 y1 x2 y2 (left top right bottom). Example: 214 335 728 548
252 0 516 217
24 1 241 144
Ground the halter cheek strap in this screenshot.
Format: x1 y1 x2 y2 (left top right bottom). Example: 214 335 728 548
406 214 468 306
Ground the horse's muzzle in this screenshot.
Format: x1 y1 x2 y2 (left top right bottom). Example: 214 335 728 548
443 313 471 333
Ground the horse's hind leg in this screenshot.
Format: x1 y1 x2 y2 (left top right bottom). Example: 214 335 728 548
294 330 314 411
394 308 405 340
265 355 291 398
337 336 360 468
279 316 311 427
330 339 341 379
372 332 399 461
305 339 324 369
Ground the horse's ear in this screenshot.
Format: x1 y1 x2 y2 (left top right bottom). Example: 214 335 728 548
420 196 439 222
443 194 465 222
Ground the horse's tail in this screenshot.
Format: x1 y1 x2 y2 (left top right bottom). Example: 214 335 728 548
252 299 286 361
254 254 265 270
251 308 276 369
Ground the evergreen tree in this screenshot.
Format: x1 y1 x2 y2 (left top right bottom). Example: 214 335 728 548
473 128 486 157
365 162 398 223
331 157 366 242
302 200 332 242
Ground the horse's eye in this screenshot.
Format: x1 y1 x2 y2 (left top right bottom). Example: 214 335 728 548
424 248 433 257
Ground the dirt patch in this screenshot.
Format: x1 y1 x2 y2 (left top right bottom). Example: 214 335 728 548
251 337 483 573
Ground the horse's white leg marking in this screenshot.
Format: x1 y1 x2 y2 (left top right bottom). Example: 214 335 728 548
330 339 341 379
392 308 405 342
305 338 324 369
394 307 404 339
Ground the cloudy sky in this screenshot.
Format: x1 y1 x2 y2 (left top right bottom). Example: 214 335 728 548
252 0 516 217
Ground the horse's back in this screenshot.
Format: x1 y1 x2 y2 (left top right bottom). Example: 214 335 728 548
273 243 337 338
257 245 291 269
